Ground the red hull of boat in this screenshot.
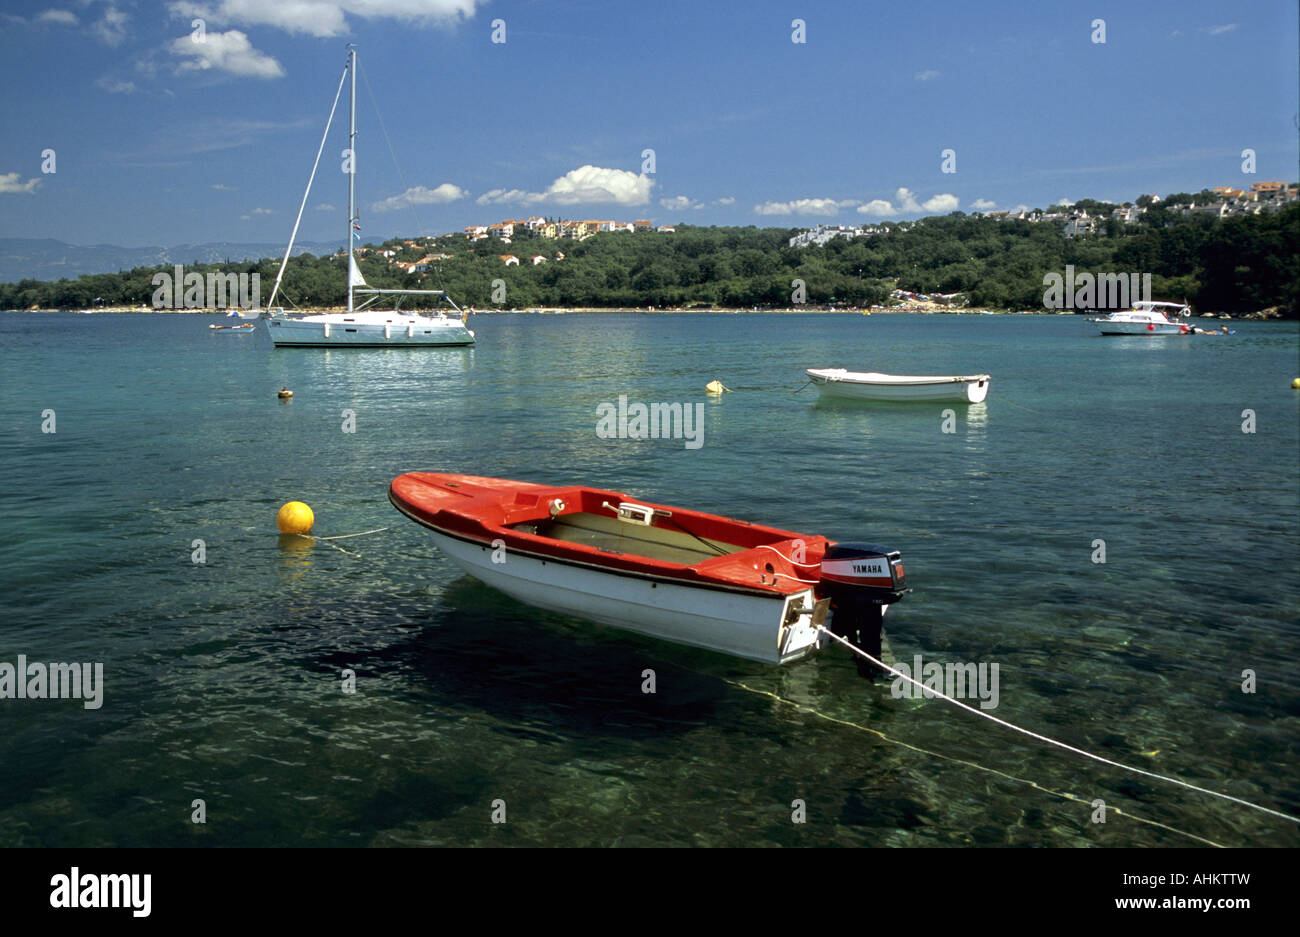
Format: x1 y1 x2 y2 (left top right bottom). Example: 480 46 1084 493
388 472 828 597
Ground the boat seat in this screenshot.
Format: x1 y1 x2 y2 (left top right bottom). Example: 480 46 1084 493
518 512 748 565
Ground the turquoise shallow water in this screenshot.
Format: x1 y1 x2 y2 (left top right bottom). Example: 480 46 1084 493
0 310 1297 847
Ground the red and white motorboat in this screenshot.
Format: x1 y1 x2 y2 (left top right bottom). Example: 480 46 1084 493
389 472 907 667
1092 301 1192 335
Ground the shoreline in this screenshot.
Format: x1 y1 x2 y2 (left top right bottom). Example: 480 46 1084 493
6 305 1092 316
2 305 1285 319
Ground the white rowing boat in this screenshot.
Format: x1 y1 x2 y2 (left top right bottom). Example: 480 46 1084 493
806 368 991 403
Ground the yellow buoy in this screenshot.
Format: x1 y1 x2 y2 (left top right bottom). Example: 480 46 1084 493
276 501 314 534
1292 378 1300 389
278 387 293 399
705 379 729 395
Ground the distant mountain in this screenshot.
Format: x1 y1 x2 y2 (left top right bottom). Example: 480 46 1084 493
0 238 339 284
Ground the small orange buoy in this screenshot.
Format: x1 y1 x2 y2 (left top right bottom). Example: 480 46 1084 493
276 501 314 534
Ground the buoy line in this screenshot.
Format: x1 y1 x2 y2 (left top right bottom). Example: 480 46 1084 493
314 527 389 541
817 626 1300 826
308 526 390 558
724 678 1224 847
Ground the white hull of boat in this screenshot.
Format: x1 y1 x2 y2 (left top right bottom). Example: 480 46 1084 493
1096 321 1186 335
807 368 990 403
1093 301 1191 336
267 312 473 347
426 528 826 665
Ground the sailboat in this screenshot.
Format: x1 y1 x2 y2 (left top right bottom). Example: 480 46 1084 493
264 47 474 348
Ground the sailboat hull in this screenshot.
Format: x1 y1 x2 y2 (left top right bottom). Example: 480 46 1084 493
267 313 474 347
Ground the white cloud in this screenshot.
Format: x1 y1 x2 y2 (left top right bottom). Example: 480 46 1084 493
95 77 136 93
1203 24 1237 36
372 183 467 211
914 69 941 81
537 166 651 205
970 198 997 211
857 199 894 216
660 195 694 211
713 196 735 206
855 189 960 216
37 9 78 26
754 197 850 216
316 203 335 211
893 188 922 212
251 207 273 214
168 1 483 39
922 193 960 212
0 172 41 194
478 166 653 207
878 191 959 213
211 183 235 190
93 5 128 45
169 29 285 79
1055 197 1072 205
476 188 526 205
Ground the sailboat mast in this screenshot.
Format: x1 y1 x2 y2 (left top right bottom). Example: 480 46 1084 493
347 46 356 314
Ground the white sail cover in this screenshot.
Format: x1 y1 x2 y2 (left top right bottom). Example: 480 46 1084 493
348 255 368 288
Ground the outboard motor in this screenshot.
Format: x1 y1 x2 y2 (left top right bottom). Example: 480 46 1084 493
818 542 908 679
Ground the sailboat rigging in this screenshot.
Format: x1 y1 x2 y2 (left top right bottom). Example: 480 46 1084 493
264 46 474 348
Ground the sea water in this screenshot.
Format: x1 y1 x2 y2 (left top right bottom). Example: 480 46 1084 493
0 311 1296 846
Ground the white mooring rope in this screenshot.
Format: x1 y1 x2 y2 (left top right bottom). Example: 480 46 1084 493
816 626 1300 825
314 527 390 541
305 526 390 558
726 678 1225 846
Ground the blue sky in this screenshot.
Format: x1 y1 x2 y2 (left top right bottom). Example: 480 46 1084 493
0 0 1296 248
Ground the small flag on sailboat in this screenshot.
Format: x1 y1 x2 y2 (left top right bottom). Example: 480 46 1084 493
352 218 362 240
